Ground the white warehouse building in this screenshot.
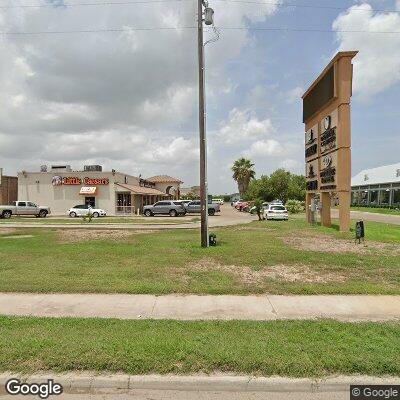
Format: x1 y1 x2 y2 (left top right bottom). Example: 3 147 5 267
351 162 400 207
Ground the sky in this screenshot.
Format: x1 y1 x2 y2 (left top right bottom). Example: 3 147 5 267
0 0 399 194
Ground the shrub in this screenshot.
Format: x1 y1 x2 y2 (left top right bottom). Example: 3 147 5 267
285 199 304 214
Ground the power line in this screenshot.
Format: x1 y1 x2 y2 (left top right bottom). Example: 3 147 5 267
1 0 400 14
0 0 191 9
215 0 400 15
1 26 400 35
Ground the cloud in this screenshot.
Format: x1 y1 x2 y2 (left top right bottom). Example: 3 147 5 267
279 158 302 172
218 108 275 144
333 3 400 99
285 86 303 104
0 0 281 188
242 139 284 158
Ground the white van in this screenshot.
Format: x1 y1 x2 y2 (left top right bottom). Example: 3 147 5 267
212 198 224 205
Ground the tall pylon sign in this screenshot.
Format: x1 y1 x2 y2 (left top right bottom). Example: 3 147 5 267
302 51 357 232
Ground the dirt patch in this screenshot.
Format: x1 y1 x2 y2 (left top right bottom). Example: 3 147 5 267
281 234 400 255
0 228 18 236
57 229 155 243
187 259 347 284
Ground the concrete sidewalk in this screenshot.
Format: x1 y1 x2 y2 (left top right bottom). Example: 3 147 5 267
1 293 399 322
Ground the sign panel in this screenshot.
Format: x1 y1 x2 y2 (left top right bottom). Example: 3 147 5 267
302 51 357 232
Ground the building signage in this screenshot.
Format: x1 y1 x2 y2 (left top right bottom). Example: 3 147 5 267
52 176 109 186
302 51 357 232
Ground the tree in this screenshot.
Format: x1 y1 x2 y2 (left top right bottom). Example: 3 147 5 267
243 168 306 203
231 158 256 198
253 198 264 221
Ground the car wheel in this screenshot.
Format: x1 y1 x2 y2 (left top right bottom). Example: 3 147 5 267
69 211 77 218
2 210 12 219
38 210 48 218
208 209 215 216
169 209 178 217
144 210 152 217
92 212 99 218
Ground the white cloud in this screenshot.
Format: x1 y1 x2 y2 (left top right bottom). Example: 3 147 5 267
218 108 275 144
279 158 302 172
0 0 281 188
333 3 400 99
286 86 303 104
242 139 284 158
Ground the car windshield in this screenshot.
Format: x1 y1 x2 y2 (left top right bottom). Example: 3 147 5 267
271 206 286 211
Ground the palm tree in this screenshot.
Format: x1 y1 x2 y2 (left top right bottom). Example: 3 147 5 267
231 158 256 197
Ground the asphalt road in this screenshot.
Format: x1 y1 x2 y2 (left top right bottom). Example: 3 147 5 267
0 390 348 399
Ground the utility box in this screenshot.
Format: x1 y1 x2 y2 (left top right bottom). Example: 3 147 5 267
209 233 217 246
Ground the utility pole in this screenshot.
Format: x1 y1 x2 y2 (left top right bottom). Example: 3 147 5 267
198 0 208 247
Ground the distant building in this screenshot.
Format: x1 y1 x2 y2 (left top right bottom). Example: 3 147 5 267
18 165 182 215
0 169 18 205
230 193 240 202
180 185 201 198
351 162 400 206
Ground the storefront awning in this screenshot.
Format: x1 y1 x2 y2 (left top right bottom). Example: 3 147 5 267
115 183 167 196
79 186 98 195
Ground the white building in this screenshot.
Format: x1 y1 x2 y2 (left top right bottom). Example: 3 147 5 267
351 162 400 206
18 165 182 215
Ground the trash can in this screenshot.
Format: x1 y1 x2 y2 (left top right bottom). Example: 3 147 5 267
209 233 217 246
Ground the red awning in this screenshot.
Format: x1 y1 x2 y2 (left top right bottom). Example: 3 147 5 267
79 187 97 195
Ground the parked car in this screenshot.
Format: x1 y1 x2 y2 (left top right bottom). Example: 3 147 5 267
185 200 220 216
0 201 50 219
263 204 288 220
249 202 269 214
68 204 106 218
143 201 186 217
173 200 191 209
212 198 224 205
235 201 250 212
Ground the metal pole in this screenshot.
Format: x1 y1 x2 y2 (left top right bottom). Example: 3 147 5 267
198 0 209 247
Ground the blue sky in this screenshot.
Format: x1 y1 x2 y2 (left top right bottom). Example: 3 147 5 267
0 0 399 193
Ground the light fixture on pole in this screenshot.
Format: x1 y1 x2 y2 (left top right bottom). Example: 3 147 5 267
197 0 215 248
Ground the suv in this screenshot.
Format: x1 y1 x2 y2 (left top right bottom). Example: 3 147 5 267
185 200 220 216
143 201 186 217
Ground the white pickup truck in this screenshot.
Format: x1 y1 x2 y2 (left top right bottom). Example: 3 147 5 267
0 201 51 219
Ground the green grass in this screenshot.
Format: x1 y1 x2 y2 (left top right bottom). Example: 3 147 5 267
349 206 400 216
0 218 399 295
0 216 199 225
0 316 399 377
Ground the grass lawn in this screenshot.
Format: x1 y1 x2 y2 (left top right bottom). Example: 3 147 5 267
0 216 200 225
350 207 400 216
1 316 399 377
0 218 399 295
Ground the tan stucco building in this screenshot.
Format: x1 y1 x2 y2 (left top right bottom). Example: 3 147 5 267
0 169 18 205
18 166 182 216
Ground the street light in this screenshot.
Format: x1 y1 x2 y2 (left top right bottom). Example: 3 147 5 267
197 0 214 247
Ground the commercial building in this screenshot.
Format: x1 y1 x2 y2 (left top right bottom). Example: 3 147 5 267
351 162 400 207
18 165 182 215
180 185 201 198
0 169 18 205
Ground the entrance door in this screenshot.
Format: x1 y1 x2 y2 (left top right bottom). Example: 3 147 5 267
85 197 96 208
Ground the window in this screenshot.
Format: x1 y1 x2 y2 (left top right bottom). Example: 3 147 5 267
155 201 170 206
393 189 400 205
370 190 378 204
73 205 87 209
270 206 286 211
27 202 37 207
85 197 95 208
18 202 26 207
379 190 390 205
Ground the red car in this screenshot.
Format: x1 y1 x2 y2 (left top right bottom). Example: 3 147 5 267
235 201 250 212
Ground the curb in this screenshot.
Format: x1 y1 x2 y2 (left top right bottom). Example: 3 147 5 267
1 373 399 394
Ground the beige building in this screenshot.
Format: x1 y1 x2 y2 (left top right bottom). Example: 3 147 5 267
18 166 182 216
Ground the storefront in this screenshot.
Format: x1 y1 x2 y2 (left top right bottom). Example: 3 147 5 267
18 166 182 215
351 163 400 207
